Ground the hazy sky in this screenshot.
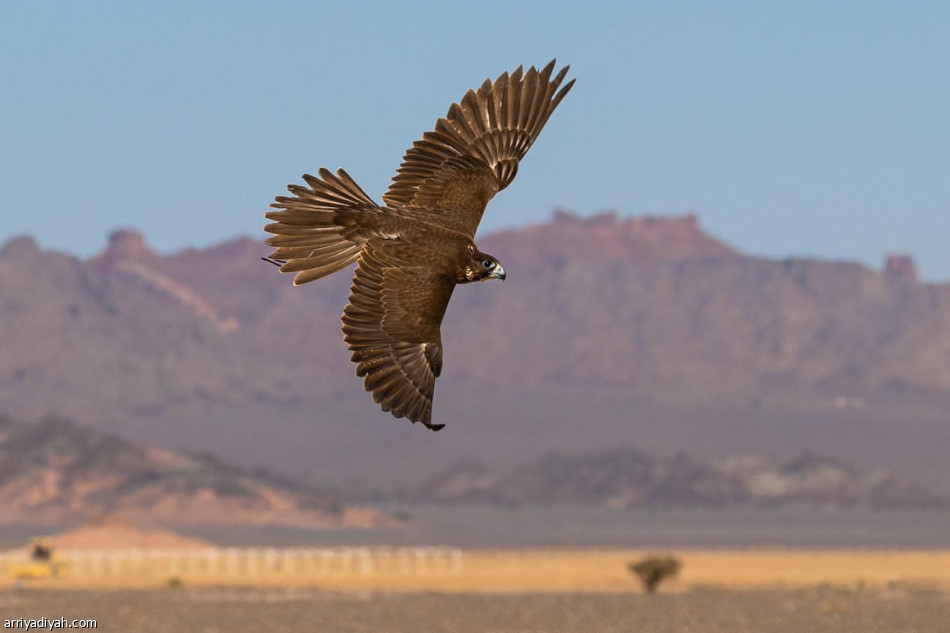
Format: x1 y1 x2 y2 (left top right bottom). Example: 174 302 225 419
2 1 948 278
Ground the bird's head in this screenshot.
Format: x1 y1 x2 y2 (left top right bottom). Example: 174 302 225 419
463 250 506 283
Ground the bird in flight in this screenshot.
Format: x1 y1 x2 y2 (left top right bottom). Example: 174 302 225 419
264 60 574 431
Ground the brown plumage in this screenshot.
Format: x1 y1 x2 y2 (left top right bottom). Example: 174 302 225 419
264 61 575 430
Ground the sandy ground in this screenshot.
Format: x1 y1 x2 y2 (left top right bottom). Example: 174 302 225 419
5 548 950 592
1 586 948 633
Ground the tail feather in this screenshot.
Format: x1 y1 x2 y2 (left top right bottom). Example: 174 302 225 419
264 168 379 285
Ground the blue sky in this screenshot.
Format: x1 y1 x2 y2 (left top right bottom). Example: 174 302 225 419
2 1 948 278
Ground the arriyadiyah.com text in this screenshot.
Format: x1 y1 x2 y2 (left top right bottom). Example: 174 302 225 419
4 618 97 630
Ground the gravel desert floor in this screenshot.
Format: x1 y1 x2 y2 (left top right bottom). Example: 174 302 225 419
2 586 948 633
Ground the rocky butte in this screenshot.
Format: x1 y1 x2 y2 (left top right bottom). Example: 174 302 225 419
482 211 739 263
0 212 948 488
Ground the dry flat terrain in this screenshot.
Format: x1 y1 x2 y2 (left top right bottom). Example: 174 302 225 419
439 549 950 593
5 548 950 592
2 586 948 633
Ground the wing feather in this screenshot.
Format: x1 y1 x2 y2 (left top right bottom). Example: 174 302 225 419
341 244 455 430
382 61 574 237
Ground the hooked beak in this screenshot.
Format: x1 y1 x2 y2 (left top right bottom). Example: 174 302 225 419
490 265 506 281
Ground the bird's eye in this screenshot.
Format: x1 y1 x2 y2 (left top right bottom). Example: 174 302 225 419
482 260 494 269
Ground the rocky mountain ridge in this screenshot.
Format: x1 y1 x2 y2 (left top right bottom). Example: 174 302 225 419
1 212 948 487
0 416 387 528
392 448 943 509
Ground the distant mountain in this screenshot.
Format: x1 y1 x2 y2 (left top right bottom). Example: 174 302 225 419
0 416 388 528
1 212 949 487
394 448 945 509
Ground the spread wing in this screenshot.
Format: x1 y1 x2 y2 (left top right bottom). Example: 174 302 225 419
341 242 456 430
383 60 575 238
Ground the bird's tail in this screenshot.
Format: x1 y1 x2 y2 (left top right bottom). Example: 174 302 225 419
264 168 379 286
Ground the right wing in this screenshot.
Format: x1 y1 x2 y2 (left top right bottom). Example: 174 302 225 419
341 243 456 430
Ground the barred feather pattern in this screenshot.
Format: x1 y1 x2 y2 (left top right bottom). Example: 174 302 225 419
341 245 452 430
264 167 382 286
383 59 575 237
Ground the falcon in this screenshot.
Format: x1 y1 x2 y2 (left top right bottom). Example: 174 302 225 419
264 60 574 431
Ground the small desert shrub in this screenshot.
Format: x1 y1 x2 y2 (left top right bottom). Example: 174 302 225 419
628 556 681 594
166 576 184 589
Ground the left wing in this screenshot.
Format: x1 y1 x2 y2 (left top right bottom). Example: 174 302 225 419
382 60 574 238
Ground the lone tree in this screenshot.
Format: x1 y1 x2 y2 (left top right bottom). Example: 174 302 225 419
628 556 681 594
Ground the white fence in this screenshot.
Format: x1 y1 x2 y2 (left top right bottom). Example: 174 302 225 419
0 546 464 581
